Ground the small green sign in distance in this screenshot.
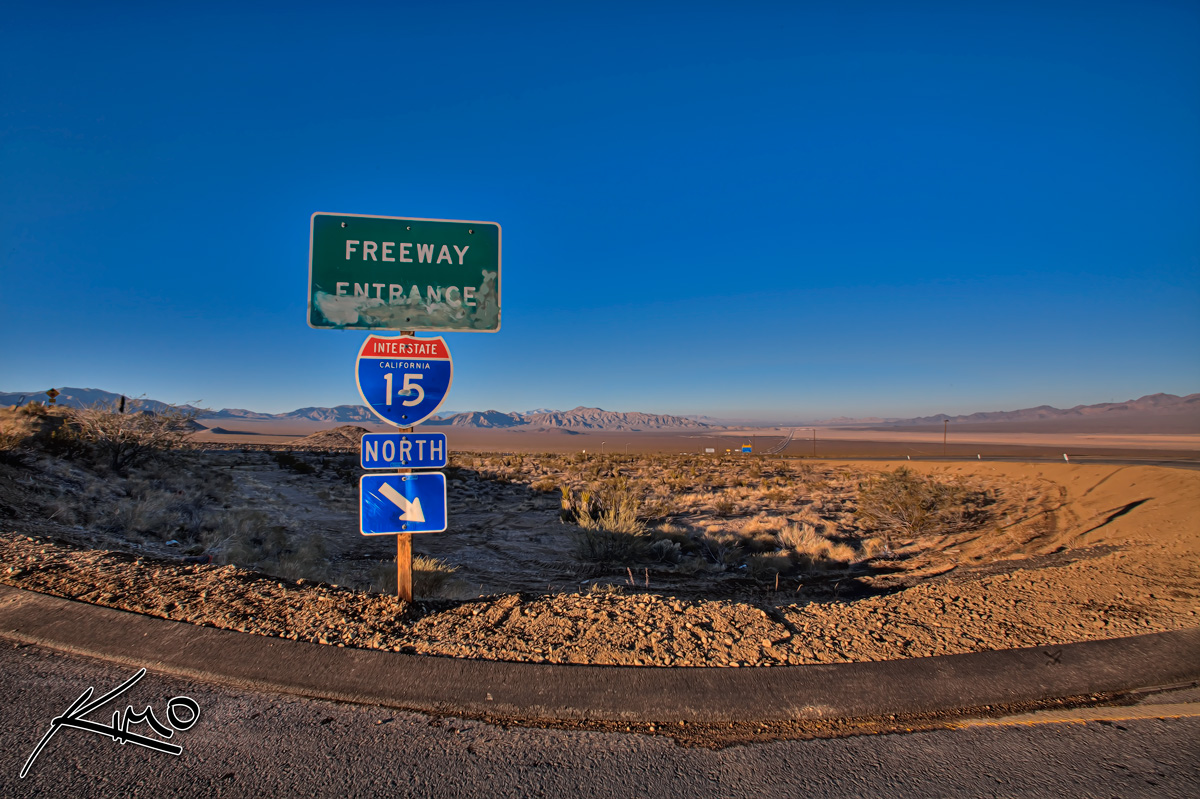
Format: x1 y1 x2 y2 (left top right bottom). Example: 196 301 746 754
308 212 500 332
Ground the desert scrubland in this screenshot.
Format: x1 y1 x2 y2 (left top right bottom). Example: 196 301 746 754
1 403 1197 667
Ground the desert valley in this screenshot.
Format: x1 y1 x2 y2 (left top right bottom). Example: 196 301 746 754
1 390 1196 671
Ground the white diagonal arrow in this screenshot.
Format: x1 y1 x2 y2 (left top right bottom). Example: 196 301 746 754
379 482 425 522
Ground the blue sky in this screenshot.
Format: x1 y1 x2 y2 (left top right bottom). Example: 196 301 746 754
2 1 1197 422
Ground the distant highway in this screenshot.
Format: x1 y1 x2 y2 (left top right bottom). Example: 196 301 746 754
778 455 1200 471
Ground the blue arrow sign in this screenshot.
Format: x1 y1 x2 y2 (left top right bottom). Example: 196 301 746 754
356 334 453 427
360 473 447 535
361 433 447 470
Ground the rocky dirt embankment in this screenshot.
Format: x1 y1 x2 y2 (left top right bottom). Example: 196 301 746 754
2 526 1195 668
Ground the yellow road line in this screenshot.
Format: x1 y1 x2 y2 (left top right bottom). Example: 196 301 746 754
954 703 1200 729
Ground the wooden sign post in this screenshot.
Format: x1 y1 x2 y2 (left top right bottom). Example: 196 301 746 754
396 426 413 603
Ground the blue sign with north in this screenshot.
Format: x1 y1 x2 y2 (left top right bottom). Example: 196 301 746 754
360 432 447 470
360 473 447 535
356 334 453 427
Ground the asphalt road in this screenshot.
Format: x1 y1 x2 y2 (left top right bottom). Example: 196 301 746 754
783 455 1200 470
4 642 1197 798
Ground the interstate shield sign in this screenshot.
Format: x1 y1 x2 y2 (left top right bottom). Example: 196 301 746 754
355 334 453 427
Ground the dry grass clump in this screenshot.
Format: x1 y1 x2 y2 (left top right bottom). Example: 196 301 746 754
559 479 655 566
529 477 558 493
0 404 44 460
778 522 857 568
575 527 649 566
571 490 645 535
712 498 736 516
742 513 789 536
227 527 329 583
0 403 85 462
101 486 207 537
746 551 792 579
696 529 745 567
367 556 461 597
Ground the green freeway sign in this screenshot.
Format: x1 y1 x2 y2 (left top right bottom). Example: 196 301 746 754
308 212 500 332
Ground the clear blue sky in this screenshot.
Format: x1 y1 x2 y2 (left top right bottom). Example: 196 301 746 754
3 1 1197 422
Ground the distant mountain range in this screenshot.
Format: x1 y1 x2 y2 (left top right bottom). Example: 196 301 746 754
0 389 714 431
866 392 1199 429
0 387 185 415
208 404 379 423
423 407 715 431
2 388 1195 433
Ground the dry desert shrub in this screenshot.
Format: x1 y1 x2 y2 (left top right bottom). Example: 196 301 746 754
653 521 686 537
696 529 744 567
270 450 317 475
34 454 231 545
69 401 200 473
854 467 992 546
648 537 683 563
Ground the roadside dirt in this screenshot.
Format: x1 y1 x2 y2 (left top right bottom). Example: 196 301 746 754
1 450 1196 668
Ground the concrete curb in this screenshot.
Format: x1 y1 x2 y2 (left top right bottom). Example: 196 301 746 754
2 585 1197 724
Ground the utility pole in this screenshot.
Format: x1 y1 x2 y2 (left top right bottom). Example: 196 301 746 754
943 418 948 457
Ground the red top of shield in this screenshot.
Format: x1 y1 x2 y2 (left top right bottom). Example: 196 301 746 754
357 335 450 360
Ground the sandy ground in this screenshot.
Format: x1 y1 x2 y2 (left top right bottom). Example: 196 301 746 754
2 451 1196 668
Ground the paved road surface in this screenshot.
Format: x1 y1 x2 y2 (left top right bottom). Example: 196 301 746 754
790 455 1200 470
4 642 1196 798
